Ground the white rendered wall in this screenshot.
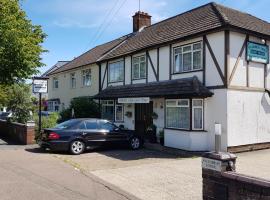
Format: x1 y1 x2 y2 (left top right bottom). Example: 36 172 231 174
158 46 170 81
227 90 270 147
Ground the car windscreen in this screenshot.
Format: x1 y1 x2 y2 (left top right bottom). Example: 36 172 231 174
54 119 80 129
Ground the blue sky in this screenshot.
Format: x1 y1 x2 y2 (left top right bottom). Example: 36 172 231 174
21 0 270 75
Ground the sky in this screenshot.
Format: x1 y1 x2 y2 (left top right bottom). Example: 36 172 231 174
21 0 270 75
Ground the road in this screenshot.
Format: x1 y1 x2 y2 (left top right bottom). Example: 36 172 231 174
0 143 138 200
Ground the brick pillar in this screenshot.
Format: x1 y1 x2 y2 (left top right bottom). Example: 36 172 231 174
202 152 237 200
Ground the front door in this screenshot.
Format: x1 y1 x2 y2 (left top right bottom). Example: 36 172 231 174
135 102 153 138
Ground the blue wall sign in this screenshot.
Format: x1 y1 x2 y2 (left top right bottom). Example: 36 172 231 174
247 42 269 64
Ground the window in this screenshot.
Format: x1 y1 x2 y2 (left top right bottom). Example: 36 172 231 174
173 42 202 73
53 77 59 89
101 100 114 121
192 99 203 130
70 73 76 88
115 104 124 122
99 121 117 131
109 61 124 82
166 99 190 129
85 120 98 129
82 69 91 86
133 55 146 79
166 99 204 130
48 101 59 112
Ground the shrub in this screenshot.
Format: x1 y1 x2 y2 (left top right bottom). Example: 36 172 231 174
34 112 59 138
59 97 100 122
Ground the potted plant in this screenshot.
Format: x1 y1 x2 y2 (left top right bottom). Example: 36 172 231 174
151 112 158 120
125 111 132 118
146 124 157 143
159 129 164 146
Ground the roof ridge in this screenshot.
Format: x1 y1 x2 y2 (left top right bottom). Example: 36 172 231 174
210 2 229 25
140 2 215 31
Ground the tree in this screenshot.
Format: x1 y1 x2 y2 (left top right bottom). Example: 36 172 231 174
7 84 33 123
0 85 9 108
0 0 46 84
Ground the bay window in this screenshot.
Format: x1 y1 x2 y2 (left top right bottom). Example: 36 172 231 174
166 99 204 130
109 60 124 82
132 55 146 79
173 42 202 73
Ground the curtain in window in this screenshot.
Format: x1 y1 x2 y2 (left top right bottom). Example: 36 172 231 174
193 108 202 129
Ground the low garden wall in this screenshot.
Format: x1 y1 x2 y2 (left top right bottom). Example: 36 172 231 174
0 119 35 145
202 152 270 200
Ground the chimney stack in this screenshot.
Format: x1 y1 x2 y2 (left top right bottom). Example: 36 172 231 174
132 11 151 32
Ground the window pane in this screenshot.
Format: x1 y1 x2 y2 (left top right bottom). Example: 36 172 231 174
183 45 191 52
85 121 98 129
193 108 203 129
179 107 190 129
193 99 203 107
193 51 202 70
178 99 189 106
102 105 114 121
140 62 146 78
193 43 202 50
166 100 176 106
183 52 192 71
115 105 123 121
174 48 182 54
166 107 180 128
133 57 139 64
109 61 123 82
100 121 115 131
133 64 139 79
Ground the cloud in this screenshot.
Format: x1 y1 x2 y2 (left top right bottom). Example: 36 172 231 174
53 19 99 29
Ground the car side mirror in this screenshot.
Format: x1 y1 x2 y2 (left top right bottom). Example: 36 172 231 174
114 127 120 131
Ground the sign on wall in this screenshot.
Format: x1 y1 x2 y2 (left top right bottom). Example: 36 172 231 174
33 78 48 93
118 97 150 104
247 41 269 64
202 158 222 172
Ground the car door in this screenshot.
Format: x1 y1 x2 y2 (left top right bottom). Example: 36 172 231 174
98 120 127 143
79 120 105 146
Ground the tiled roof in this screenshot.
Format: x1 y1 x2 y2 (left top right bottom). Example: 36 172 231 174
42 61 69 77
94 77 213 99
100 2 270 61
49 35 130 75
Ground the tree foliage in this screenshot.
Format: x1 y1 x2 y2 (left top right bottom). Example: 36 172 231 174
7 84 33 123
59 97 100 122
0 0 46 84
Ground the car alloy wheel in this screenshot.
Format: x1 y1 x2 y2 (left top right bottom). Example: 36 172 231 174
130 137 140 150
70 140 85 155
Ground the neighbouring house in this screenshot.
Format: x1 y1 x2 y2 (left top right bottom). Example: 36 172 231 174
45 37 129 112
48 2 270 152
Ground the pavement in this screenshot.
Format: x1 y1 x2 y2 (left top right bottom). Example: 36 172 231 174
0 137 270 200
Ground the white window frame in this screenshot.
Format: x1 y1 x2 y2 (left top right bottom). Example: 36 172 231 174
108 60 124 83
166 99 190 130
53 77 59 89
70 73 76 89
192 99 204 130
82 69 91 87
115 103 124 122
173 41 203 73
132 55 146 80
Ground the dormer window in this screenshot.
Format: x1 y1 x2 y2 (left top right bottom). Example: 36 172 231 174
173 42 202 73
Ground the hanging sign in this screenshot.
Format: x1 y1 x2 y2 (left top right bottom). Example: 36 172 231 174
118 97 150 104
33 78 48 93
247 42 269 64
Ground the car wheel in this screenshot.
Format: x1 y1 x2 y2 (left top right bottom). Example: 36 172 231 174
130 137 141 150
70 140 85 155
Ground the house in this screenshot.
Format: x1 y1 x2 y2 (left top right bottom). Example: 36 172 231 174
48 2 270 152
46 36 129 112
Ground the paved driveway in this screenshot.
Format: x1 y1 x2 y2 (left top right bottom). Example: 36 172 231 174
56 148 270 200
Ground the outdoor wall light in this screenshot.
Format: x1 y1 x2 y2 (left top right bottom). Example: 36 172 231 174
261 39 266 44
160 102 164 109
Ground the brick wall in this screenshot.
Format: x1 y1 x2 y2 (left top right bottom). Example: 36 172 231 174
202 152 270 200
0 120 35 145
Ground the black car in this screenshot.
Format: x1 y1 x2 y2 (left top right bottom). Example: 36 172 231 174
39 118 143 155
